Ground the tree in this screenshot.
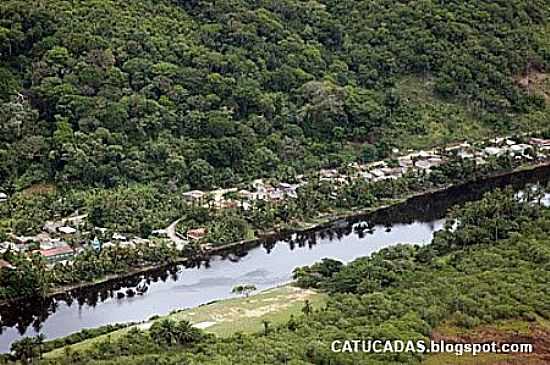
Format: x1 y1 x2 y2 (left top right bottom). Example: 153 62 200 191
262 320 271 336
231 284 257 298
188 159 215 189
11 337 37 365
302 299 312 316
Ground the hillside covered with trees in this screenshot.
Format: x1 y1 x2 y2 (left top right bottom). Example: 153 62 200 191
1 0 549 192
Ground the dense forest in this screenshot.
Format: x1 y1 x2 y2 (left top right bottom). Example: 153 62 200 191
5 189 549 364
1 0 549 192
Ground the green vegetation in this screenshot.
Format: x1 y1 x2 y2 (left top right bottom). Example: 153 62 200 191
1 0 549 301
5 188 550 364
1 0 550 360
0 0 548 193
1 148 546 302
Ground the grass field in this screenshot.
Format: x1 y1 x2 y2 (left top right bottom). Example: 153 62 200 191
44 285 326 359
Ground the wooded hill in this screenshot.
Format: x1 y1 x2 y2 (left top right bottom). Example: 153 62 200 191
0 0 549 191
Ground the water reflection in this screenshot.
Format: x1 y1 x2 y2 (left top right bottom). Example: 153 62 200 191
1 165 549 352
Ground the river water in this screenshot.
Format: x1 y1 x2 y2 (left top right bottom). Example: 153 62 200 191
1 166 549 352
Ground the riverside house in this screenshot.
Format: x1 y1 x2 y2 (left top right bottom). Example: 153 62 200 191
39 244 75 263
187 228 207 241
0 259 14 270
182 190 206 202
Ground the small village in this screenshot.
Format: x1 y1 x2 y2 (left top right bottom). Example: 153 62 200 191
0 135 549 268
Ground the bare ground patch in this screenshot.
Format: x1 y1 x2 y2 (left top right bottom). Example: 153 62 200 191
516 71 550 101
429 321 550 364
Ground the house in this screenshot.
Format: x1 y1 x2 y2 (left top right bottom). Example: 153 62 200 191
489 137 505 145
238 189 255 200
319 169 338 178
182 190 205 201
151 229 168 238
418 151 433 159
211 188 238 201
39 245 74 263
58 226 77 235
40 239 65 251
427 157 444 166
370 169 385 178
0 259 14 270
362 172 374 181
415 160 433 170
475 157 487 165
239 201 252 211
381 167 393 175
187 228 207 241
278 182 293 190
483 147 505 157
0 242 19 254
368 161 386 168
279 183 298 198
457 151 475 159
112 233 127 241
43 222 61 234
216 200 238 209
398 157 413 168
252 179 267 192
510 144 532 155
529 138 550 147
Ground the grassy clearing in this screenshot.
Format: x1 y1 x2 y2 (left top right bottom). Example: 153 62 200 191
44 285 326 359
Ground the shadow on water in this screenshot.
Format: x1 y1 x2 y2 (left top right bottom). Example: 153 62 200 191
1 165 549 350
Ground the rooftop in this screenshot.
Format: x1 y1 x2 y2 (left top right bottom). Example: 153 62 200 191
58 226 77 235
182 190 205 199
0 259 14 269
39 245 74 257
187 228 207 240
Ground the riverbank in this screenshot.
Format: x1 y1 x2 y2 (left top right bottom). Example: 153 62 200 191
41 284 326 359
202 158 550 255
1 159 550 308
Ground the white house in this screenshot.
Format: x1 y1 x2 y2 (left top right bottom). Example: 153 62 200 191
510 144 532 155
58 226 77 235
182 190 205 201
484 147 505 157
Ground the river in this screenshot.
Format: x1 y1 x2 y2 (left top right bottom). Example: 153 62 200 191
1 165 549 352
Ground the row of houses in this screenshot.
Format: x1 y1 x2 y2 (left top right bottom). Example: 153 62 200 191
179 136 550 214
3 135 549 260
183 181 302 209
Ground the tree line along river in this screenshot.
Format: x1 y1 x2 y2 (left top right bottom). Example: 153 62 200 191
1 165 550 353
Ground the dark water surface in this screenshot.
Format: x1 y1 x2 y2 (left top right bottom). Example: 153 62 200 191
1 166 549 352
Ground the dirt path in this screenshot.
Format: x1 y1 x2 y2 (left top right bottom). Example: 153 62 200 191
166 218 187 249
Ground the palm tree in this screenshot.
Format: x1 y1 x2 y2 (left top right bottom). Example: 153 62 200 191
302 299 312 316
150 319 178 346
175 320 201 345
262 320 271 336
